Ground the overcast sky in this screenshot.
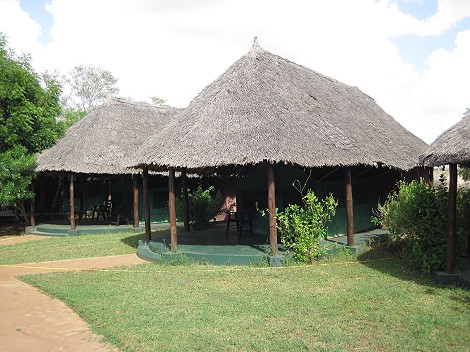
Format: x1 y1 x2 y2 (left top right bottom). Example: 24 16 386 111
1 0 469 144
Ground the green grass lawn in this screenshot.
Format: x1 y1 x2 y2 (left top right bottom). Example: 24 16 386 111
0 232 148 264
21 248 470 352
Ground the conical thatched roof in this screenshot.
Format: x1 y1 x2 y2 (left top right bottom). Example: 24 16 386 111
131 38 426 172
420 112 470 166
36 98 181 174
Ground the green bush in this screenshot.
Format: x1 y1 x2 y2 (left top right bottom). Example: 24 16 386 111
177 184 223 230
273 190 337 263
457 187 470 257
459 167 470 181
374 179 470 274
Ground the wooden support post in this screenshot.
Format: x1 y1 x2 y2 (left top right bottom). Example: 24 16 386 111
70 174 76 229
79 175 84 214
267 163 278 256
30 183 36 227
425 166 434 187
143 166 151 242
78 175 84 222
169 167 178 252
51 175 62 220
445 163 457 274
60 176 65 215
345 167 354 246
39 176 44 221
107 178 112 201
133 175 139 228
182 169 190 231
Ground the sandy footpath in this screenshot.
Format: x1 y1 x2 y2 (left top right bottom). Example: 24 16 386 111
0 236 146 351
0 234 49 247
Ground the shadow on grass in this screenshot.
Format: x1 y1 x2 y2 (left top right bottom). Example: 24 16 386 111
357 245 441 288
120 229 170 249
360 246 470 294
120 233 145 248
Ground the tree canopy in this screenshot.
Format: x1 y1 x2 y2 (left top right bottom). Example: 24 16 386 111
0 33 63 222
62 64 119 112
149 96 167 106
0 34 63 154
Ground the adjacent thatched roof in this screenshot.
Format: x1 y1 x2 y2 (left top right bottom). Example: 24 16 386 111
420 112 470 167
131 38 427 173
36 98 181 174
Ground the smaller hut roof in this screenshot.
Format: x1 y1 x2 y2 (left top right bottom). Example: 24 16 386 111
36 98 181 174
420 112 470 166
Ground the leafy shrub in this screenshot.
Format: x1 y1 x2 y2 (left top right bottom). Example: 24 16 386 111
267 190 337 263
0 146 35 223
374 179 470 274
457 187 470 257
459 167 470 181
177 184 223 230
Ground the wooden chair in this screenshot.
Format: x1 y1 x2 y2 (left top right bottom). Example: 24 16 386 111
225 209 254 237
110 205 130 226
225 210 240 236
92 201 112 222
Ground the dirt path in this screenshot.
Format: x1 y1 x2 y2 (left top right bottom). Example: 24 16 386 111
0 234 49 247
0 254 146 352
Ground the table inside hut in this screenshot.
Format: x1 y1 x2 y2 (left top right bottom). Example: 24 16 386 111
225 209 254 237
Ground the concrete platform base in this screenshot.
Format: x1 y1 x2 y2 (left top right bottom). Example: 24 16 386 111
435 271 462 286
435 268 470 288
25 222 174 236
136 226 390 267
345 245 363 254
139 238 270 266
269 255 286 267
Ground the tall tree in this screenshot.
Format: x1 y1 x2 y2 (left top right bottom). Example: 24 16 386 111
0 38 63 153
0 33 63 222
149 96 167 106
62 64 119 112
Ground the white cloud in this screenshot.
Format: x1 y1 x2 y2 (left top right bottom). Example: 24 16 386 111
0 0 469 144
403 29 470 139
417 0 470 35
0 0 45 57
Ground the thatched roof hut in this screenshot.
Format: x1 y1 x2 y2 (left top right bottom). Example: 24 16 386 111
131 38 426 173
37 98 181 174
420 111 470 167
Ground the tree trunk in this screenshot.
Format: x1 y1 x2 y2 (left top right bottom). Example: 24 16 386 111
16 201 28 225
